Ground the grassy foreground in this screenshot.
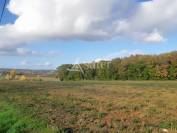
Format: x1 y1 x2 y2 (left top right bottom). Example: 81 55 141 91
0 81 177 133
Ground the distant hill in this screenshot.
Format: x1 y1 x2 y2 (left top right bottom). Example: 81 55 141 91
0 68 55 76
56 51 177 81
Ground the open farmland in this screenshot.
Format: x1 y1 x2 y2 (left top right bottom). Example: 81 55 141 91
0 81 177 133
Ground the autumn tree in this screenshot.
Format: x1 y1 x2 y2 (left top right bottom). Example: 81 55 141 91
56 51 177 81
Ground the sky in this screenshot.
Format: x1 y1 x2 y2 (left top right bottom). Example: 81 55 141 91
0 0 176 70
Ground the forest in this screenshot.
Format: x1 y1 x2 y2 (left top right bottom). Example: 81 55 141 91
56 51 177 81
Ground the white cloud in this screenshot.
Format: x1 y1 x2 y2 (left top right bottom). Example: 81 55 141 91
143 29 165 43
0 48 59 57
20 60 53 68
0 0 177 50
36 62 52 67
125 0 177 41
20 60 28 66
95 49 144 62
17 48 30 56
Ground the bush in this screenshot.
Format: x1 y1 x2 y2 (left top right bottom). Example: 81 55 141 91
19 75 28 81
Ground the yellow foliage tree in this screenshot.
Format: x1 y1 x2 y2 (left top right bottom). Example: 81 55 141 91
5 74 10 80
5 70 17 80
19 75 28 81
9 70 16 80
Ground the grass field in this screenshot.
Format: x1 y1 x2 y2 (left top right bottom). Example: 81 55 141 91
0 81 177 133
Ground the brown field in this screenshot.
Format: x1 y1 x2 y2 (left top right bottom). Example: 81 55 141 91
0 81 177 133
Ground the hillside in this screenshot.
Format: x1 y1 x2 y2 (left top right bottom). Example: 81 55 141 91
57 51 177 80
0 68 54 76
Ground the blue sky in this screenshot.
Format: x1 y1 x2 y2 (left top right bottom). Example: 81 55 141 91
0 0 176 70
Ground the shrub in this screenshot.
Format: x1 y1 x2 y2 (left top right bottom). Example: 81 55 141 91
19 75 28 81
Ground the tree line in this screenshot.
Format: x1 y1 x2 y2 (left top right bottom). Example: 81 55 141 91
56 51 177 81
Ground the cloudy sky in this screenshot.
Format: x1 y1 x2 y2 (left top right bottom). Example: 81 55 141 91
0 0 176 70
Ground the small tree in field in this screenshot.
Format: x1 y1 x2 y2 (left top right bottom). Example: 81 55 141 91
5 70 17 80
19 75 28 81
9 70 16 80
5 74 10 80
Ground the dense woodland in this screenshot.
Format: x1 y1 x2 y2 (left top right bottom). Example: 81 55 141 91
56 51 177 80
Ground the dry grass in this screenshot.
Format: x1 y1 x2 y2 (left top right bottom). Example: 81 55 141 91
0 81 177 133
